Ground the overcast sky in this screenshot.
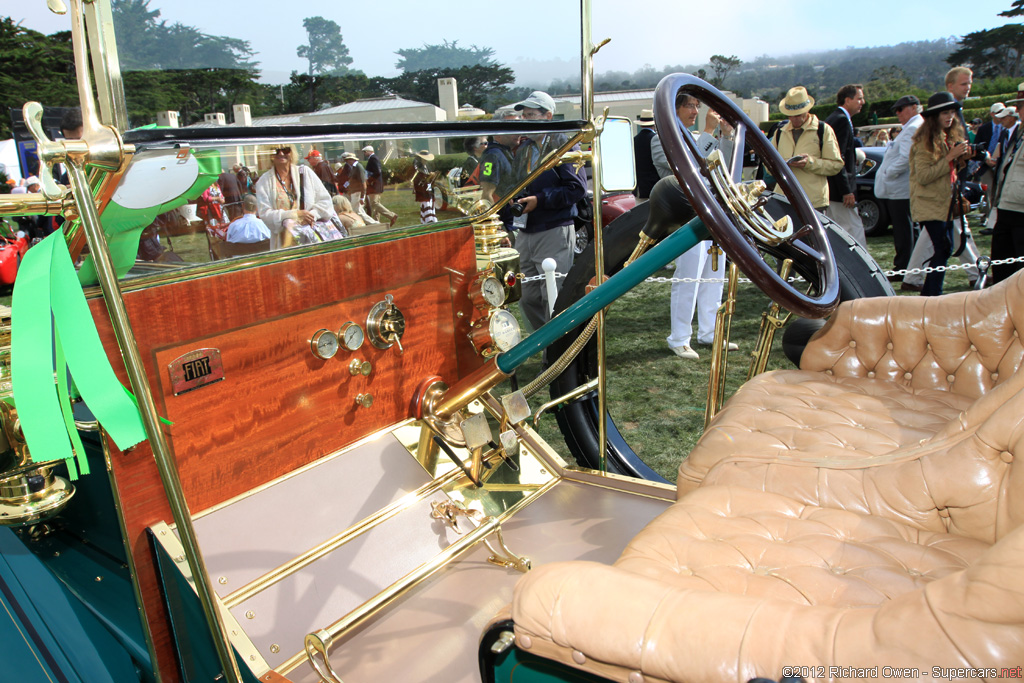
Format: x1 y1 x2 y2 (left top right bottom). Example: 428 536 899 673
7 0 1019 85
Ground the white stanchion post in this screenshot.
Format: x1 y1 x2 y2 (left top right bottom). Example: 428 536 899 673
542 257 558 316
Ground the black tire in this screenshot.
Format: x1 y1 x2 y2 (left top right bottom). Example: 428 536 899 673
859 194 890 237
548 193 893 480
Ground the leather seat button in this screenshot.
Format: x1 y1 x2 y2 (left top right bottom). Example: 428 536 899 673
572 650 587 665
678 567 693 576
825 369 833 376
992 373 999 381
830 567 845 575
867 371 875 378
849 341 856 348
886 342 894 350
970 344 977 352
519 635 533 649
938 507 950 518
904 372 913 380
926 343 932 350
1001 451 1014 463
907 569 922 577
947 375 956 383
629 672 645 683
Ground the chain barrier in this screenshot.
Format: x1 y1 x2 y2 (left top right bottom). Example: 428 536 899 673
518 256 1024 286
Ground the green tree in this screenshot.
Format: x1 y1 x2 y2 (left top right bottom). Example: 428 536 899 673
708 54 742 87
296 17 353 76
0 19 78 139
1000 0 1024 16
395 40 496 72
866 65 912 100
296 16 354 110
947 24 1024 78
111 0 256 70
385 64 515 110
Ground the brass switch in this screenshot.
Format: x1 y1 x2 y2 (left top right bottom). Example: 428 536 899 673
349 360 372 376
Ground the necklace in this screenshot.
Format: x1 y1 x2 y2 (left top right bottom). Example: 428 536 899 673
275 168 296 205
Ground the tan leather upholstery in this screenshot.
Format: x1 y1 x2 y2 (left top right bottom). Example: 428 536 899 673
680 272 1024 494
507 272 1024 682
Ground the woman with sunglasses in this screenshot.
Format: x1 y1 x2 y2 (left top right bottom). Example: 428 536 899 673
254 145 334 249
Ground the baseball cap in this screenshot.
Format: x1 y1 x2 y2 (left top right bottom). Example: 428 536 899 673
514 91 556 113
24 176 40 187
361 145 374 153
305 149 321 160
990 102 1006 114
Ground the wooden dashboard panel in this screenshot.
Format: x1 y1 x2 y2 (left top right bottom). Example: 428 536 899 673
88 226 481 680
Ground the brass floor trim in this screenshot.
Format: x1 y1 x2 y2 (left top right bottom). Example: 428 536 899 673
274 475 560 677
221 448 506 610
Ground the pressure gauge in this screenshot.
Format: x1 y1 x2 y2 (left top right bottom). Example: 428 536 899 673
339 321 365 351
310 329 339 360
481 275 505 307
489 309 522 352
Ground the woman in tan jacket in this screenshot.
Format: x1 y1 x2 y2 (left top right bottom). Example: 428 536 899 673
909 92 973 296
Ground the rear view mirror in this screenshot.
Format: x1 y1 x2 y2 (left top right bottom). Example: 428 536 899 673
598 116 636 193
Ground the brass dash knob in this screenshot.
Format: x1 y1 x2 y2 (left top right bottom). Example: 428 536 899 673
349 360 372 376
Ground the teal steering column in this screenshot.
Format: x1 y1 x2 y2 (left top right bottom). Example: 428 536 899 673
497 216 710 373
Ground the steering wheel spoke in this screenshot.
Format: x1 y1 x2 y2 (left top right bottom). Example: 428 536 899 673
652 74 839 319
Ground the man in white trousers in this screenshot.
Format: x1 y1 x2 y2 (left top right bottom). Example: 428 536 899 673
651 91 738 360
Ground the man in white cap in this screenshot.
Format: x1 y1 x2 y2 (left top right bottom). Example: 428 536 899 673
874 95 923 282
633 109 658 202
975 102 1006 230
336 152 376 224
362 145 397 227
509 90 587 330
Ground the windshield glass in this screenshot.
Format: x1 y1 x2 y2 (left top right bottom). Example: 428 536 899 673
111 1 583 129
83 0 585 281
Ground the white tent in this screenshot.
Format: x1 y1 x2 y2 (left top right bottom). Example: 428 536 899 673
0 140 22 183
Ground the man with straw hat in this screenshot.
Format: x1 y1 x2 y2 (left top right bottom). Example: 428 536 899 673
770 86 843 212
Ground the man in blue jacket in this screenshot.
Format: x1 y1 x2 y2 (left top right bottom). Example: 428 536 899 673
511 91 587 331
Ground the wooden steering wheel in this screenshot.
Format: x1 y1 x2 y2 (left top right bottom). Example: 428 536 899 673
653 73 840 319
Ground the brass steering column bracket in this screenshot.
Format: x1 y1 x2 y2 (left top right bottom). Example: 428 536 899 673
704 261 741 428
748 259 795 379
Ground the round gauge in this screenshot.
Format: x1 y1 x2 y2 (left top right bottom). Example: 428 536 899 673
488 310 522 352
339 321 365 351
480 275 505 307
310 329 339 360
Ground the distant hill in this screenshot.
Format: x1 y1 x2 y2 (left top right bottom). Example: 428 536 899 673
566 39 962 106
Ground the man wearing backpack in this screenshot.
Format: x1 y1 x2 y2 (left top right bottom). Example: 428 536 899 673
771 86 844 212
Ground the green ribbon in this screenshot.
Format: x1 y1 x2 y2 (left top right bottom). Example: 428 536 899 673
12 233 149 477
77 152 223 285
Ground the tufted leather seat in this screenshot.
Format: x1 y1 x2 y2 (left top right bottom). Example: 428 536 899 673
679 271 1024 494
505 272 1024 683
